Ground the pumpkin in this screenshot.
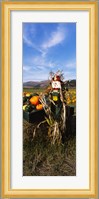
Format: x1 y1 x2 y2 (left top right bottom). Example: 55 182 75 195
23 104 27 110
30 96 39 105
36 104 43 110
26 93 32 99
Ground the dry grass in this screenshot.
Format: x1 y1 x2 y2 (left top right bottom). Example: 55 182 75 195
23 120 76 176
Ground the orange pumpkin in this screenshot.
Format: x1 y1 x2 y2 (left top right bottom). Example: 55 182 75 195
30 96 39 106
36 104 43 110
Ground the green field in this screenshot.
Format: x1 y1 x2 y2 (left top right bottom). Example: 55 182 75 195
23 87 76 93
23 88 46 93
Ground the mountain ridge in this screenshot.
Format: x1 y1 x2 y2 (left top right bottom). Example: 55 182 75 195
23 79 76 88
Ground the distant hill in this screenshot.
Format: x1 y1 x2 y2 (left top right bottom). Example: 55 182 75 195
64 80 76 88
23 80 50 89
23 79 76 89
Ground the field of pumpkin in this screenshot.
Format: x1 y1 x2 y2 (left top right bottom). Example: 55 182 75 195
64 89 76 105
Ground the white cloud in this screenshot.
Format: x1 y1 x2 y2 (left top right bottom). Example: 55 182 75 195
31 55 56 70
23 65 29 72
23 35 44 54
23 36 32 47
23 23 36 39
23 65 32 72
42 24 66 50
23 54 57 82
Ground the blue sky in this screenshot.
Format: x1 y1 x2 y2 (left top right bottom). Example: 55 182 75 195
23 23 76 82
